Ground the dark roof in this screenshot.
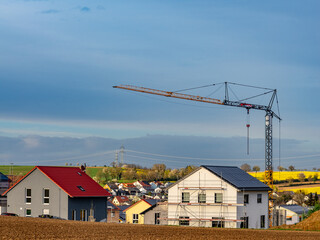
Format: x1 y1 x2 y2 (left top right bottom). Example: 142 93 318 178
202 165 271 191
144 199 159 206
280 204 310 215
123 199 159 212
3 166 111 198
118 205 130 221
0 172 10 182
118 205 130 211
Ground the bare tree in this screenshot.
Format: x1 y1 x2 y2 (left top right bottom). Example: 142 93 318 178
252 166 260 172
298 173 306 183
288 165 295 171
240 163 251 172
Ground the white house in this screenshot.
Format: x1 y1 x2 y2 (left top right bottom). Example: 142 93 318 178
277 205 309 225
167 165 271 229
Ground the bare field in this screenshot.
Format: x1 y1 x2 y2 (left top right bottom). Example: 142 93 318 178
1 216 320 240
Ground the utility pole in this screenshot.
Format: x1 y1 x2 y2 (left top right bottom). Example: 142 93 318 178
120 145 125 166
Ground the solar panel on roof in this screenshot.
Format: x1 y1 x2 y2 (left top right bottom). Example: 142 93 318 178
202 165 270 191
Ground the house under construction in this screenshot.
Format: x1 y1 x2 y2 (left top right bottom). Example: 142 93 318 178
166 165 271 229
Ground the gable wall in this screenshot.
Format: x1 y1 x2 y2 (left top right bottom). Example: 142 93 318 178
6 168 69 218
125 200 150 224
168 167 239 228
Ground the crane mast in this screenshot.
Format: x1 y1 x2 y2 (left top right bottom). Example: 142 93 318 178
113 82 281 226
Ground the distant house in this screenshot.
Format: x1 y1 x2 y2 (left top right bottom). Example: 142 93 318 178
2 166 111 221
167 165 271 229
134 181 151 189
278 204 309 225
107 201 120 223
124 199 159 224
141 202 168 225
0 172 10 214
112 196 131 206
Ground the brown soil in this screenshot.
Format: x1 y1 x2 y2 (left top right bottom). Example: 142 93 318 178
273 210 320 231
1 216 320 240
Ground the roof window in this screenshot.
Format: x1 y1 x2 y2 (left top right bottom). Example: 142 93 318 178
77 172 82 176
77 186 85 191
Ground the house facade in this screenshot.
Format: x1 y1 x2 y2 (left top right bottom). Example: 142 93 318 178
2 166 111 221
277 204 309 225
167 165 270 229
124 199 159 224
112 196 131 206
141 202 168 225
107 201 120 223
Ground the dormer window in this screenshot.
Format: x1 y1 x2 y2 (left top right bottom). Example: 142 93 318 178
77 186 85 191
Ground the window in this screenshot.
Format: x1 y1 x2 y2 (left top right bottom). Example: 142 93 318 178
26 208 31 217
212 217 225 228
77 186 85 191
260 215 265 228
198 193 206 203
215 193 223 203
286 216 292 221
43 189 49 204
111 211 115 218
80 209 87 221
133 214 139 224
244 194 249 204
257 194 262 203
240 217 249 228
182 192 190 203
43 209 49 215
72 210 76 220
155 212 160 225
26 189 31 204
179 216 189 226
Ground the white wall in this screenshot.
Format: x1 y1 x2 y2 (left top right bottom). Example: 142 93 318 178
237 191 269 229
168 167 269 229
168 167 239 228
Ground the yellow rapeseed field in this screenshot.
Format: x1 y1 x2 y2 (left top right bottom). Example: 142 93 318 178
249 171 319 181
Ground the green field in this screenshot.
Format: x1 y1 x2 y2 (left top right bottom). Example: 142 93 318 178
0 165 34 176
0 165 99 179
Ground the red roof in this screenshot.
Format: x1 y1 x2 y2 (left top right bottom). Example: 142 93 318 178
3 166 111 198
113 196 130 203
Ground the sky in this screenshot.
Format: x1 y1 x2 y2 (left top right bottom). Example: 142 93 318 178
0 0 319 169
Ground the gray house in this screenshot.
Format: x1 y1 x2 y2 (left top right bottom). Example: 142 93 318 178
2 166 111 221
141 201 168 225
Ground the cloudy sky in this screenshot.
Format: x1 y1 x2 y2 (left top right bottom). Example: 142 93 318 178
0 0 319 169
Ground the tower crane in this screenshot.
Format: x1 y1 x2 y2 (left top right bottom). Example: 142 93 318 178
113 82 281 225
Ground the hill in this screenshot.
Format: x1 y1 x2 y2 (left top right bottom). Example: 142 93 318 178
274 210 320 231
1 216 320 239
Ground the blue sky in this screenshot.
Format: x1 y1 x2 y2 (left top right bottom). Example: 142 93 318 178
0 0 319 169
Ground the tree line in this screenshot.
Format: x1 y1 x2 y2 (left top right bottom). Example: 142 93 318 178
89 164 197 184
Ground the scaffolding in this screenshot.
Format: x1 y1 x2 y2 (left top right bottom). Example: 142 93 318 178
166 172 245 228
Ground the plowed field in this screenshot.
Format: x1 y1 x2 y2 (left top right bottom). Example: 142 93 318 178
1 216 320 240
